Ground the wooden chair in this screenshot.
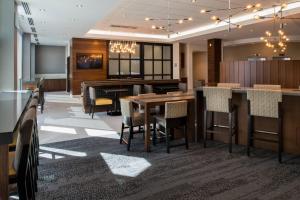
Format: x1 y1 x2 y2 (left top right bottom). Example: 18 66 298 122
88 87 113 119
246 89 283 163
253 84 281 90
119 99 146 151
203 87 238 153
9 107 37 200
153 101 188 153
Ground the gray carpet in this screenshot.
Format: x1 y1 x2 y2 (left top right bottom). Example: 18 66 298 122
36 93 300 200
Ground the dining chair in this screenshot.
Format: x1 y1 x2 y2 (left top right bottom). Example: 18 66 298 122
253 84 281 90
153 100 188 153
217 83 241 88
119 99 147 151
167 91 183 95
203 87 238 153
144 85 153 93
89 87 113 119
247 89 283 163
133 85 142 96
9 107 37 200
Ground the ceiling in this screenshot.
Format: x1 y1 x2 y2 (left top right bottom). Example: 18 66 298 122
15 0 300 46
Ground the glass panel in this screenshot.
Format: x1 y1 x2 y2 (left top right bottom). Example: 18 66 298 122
163 75 171 80
109 52 119 59
144 61 153 75
109 60 119 75
163 61 171 74
154 45 162 59
154 76 162 80
120 52 130 59
163 46 171 59
144 76 153 80
131 44 140 59
144 45 153 59
131 60 140 75
154 61 162 74
120 60 130 75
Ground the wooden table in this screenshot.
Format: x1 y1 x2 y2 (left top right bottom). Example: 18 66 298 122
0 91 31 200
129 93 195 152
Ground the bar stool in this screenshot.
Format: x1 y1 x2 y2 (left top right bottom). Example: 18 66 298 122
203 87 238 153
246 89 283 163
89 87 113 119
9 107 36 199
133 85 142 96
153 101 188 153
253 84 281 90
138 93 160 114
144 85 153 93
119 99 146 151
179 83 187 92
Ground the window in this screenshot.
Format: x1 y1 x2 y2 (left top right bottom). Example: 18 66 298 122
108 43 172 80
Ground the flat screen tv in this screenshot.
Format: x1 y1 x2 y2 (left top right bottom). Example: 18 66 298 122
76 53 103 69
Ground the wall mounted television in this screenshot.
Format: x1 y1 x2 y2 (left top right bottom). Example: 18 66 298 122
76 53 103 69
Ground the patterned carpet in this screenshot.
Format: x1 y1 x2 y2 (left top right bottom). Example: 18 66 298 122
35 93 300 200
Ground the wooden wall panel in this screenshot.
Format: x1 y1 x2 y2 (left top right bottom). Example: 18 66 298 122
70 38 108 95
220 60 300 88
44 79 66 92
207 39 222 85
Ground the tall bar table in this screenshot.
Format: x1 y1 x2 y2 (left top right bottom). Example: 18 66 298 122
0 91 31 200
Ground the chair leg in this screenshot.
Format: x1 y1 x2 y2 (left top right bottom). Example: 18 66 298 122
153 121 157 146
203 110 207 148
184 124 189 150
210 112 214 140
127 126 133 151
89 105 92 116
120 123 124 144
278 118 283 163
91 105 95 119
166 127 170 153
228 112 233 153
247 116 253 157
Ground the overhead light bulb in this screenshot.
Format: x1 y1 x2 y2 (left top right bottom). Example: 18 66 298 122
179 20 184 24
211 15 218 21
188 17 193 21
200 9 207 13
246 4 253 9
254 15 261 19
151 25 156 29
145 17 150 21
255 3 261 8
260 37 264 40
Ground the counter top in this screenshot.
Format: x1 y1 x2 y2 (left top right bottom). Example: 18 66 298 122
0 91 31 145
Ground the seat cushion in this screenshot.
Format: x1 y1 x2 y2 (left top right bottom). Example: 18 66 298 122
95 98 113 106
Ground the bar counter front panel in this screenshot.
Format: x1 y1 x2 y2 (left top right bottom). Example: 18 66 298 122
196 88 300 155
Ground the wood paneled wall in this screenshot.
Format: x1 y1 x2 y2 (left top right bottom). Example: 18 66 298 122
220 60 300 88
208 39 222 85
70 38 108 95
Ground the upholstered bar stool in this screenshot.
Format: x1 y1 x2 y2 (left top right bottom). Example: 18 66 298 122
153 101 188 153
120 99 146 151
246 89 283 163
253 84 281 90
89 87 113 119
133 85 142 96
144 85 153 93
203 87 238 153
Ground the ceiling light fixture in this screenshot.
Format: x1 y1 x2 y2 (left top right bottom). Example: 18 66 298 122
200 0 263 31
144 0 193 37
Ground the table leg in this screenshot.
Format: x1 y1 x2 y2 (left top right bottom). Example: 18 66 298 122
0 144 9 200
144 104 151 152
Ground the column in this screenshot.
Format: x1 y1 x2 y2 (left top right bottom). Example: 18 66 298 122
207 39 222 85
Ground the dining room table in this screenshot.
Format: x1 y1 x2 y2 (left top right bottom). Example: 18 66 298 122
0 90 31 200
127 91 195 152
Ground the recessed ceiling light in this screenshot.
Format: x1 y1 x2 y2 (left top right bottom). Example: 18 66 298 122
76 4 84 8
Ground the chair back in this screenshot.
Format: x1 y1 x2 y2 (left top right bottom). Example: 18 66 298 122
165 101 188 119
179 83 187 92
247 89 282 118
28 98 38 109
14 108 35 172
217 83 241 88
144 85 153 93
120 99 133 118
133 85 142 96
138 93 156 97
203 87 232 113
253 84 281 90
89 87 96 101
167 91 183 95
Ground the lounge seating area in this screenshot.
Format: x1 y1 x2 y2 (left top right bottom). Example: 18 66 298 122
2 0 300 199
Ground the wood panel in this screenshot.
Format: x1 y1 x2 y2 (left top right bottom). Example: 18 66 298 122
220 60 300 88
70 38 108 95
207 39 222 85
44 79 66 92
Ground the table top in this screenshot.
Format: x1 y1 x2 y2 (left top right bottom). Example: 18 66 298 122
0 91 31 144
103 88 129 93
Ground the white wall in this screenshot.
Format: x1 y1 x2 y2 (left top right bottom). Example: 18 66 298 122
17 30 23 89
172 42 180 79
22 33 31 81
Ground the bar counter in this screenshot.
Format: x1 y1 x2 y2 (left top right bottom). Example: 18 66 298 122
0 91 31 200
196 87 300 155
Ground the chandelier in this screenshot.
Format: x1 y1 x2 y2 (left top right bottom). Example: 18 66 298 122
198 0 262 31
145 0 193 35
109 41 137 54
256 3 299 53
